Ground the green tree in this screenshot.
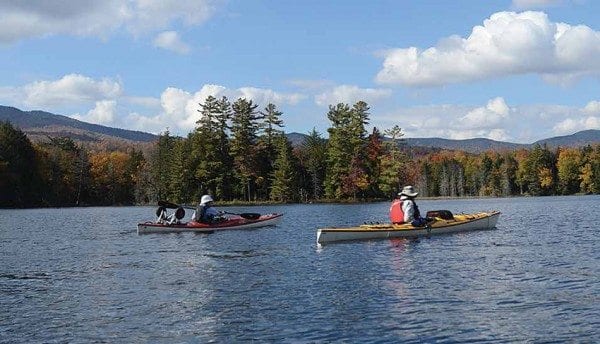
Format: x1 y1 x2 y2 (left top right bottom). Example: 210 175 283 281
0 122 41 207
298 128 327 200
324 101 370 199
230 98 260 200
270 135 299 202
378 125 406 198
148 131 176 202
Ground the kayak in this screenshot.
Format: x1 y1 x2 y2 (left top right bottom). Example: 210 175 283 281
317 211 500 245
137 213 283 234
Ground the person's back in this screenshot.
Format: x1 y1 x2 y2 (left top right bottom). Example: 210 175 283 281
392 186 428 227
194 194 222 223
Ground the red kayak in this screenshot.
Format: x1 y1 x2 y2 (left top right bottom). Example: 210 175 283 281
137 213 283 234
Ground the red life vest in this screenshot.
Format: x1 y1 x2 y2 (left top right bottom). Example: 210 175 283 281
389 199 404 224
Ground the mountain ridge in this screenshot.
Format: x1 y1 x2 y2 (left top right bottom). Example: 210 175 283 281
2 105 599 152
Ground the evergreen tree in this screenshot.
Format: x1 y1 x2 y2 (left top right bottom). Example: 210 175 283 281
270 135 299 202
378 125 406 198
324 103 353 199
299 128 326 200
0 122 41 207
230 98 260 200
257 103 285 199
149 131 175 202
324 101 370 199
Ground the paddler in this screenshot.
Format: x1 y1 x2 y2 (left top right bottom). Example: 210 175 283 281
389 185 428 226
193 195 225 223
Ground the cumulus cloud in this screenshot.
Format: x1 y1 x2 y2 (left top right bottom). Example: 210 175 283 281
375 98 600 142
239 87 305 106
315 85 392 107
458 97 511 129
72 100 117 125
152 84 305 133
0 0 220 44
582 100 600 115
153 31 191 54
4 74 123 108
375 11 600 87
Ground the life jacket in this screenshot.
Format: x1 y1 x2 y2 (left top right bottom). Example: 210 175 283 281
389 199 404 224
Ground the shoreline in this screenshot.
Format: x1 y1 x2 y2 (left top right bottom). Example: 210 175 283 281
1 193 595 210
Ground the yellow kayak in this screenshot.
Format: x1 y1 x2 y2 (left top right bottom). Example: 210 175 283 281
317 211 500 245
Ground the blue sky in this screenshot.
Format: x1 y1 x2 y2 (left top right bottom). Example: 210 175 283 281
1 0 600 143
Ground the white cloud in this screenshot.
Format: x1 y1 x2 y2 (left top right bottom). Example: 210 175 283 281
12 74 123 108
0 0 220 44
125 96 161 108
153 84 304 134
553 116 600 134
239 87 305 106
375 11 600 87
582 100 600 115
315 85 392 107
375 98 600 142
72 100 117 125
153 31 191 54
458 97 511 129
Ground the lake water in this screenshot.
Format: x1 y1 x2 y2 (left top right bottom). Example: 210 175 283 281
1 196 599 343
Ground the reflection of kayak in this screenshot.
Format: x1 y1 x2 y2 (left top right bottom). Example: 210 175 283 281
317 211 500 245
137 213 283 234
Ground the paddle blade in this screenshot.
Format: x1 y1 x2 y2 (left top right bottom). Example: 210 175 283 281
158 200 179 209
239 213 261 220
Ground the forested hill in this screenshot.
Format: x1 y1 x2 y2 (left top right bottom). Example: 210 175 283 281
2 104 599 150
533 129 600 148
286 130 600 152
0 105 157 143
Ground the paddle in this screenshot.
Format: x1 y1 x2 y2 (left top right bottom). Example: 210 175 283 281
222 211 261 220
158 200 180 209
158 201 261 220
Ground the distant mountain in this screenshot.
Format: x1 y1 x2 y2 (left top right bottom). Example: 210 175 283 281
533 129 600 148
286 130 600 153
0 105 157 143
2 105 599 151
404 137 527 152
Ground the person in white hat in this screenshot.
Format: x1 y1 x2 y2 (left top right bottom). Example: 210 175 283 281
389 185 428 226
193 194 224 223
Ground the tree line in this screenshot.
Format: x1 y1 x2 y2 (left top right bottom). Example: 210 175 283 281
1 97 599 208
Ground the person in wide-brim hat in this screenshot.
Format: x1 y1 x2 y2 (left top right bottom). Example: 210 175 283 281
398 185 418 197
390 185 427 226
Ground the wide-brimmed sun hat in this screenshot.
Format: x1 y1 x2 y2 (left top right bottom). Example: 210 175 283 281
398 185 418 197
200 195 214 204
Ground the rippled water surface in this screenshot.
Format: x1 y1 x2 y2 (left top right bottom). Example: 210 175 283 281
1 196 599 343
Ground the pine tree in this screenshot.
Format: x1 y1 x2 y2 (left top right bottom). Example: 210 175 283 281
270 135 298 202
299 128 327 200
0 121 41 207
257 103 285 199
230 98 260 200
378 125 406 198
